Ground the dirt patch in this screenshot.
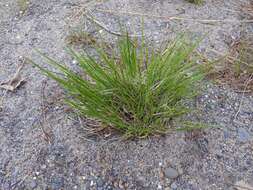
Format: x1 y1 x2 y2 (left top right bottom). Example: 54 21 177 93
210 33 253 93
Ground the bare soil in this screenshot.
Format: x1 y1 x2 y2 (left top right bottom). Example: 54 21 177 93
0 0 253 189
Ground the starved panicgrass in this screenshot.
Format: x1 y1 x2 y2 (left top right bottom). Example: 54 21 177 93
30 35 205 138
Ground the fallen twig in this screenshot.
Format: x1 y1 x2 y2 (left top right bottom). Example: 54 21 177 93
66 2 141 37
95 8 253 24
85 12 123 36
39 80 54 143
0 61 25 91
85 11 140 37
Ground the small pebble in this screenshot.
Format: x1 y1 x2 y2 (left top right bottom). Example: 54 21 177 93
97 178 104 187
157 184 162 189
51 176 64 189
223 130 229 139
30 180 37 189
238 128 251 142
171 182 177 189
164 167 179 179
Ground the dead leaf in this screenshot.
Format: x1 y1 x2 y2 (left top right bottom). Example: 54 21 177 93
0 63 25 91
234 180 253 190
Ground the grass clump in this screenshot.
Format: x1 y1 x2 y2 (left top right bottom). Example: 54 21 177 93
30 35 204 138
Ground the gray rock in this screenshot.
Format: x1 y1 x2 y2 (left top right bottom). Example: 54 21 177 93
238 128 251 142
164 167 179 179
3 182 10 190
84 181 91 189
105 184 114 190
97 178 104 187
40 164 47 170
51 176 64 190
171 182 177 189
223 130 229 139
30 180 37 189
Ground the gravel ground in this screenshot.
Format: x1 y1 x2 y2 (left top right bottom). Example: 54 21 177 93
0 0 253 189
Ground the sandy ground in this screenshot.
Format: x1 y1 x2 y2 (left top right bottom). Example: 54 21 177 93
0 0 253 189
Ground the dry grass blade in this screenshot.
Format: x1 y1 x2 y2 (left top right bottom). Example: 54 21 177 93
234 180 253 190
241 1 253 18
233 74 253 121
66 30 97 46
208 34 253 93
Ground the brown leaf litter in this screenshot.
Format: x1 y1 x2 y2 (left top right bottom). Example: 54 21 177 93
0 62 25 91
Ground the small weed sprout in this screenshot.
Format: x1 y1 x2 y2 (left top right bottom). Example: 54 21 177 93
186 0 203 5
30 35 205 138
66 30 97 46
17 0 29 13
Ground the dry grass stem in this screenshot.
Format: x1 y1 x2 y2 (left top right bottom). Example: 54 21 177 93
95 8 253 24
